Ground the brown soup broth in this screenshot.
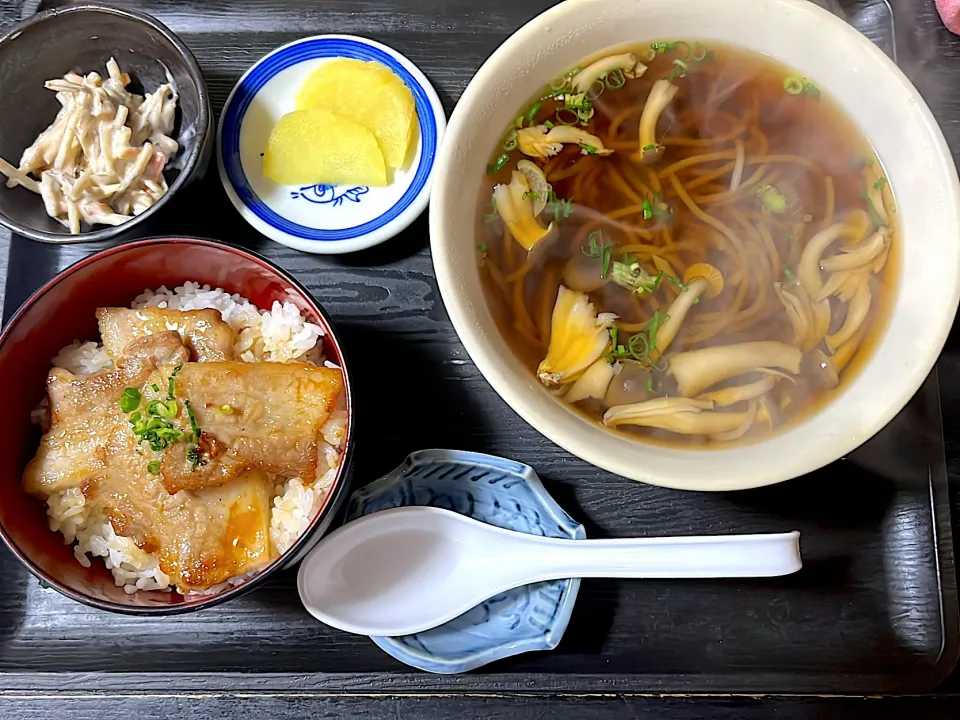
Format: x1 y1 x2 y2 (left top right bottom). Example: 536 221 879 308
476 41 898 448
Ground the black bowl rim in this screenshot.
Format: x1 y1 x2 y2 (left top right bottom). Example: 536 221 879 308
0 235 356 615
0 3 213 245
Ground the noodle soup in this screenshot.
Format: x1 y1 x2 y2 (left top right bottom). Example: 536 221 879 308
476 42 898 447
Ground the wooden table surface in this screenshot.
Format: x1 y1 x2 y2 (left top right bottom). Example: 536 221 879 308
3 0 960 717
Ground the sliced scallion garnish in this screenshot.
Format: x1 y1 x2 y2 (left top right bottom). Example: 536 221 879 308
119 387 141 413
487 153 510 175
783 76 804 95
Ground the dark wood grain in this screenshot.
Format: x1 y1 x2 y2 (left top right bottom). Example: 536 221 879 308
1 0 960 716
4 694 960 720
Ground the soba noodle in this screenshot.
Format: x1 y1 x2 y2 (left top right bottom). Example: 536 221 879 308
476 41 898 447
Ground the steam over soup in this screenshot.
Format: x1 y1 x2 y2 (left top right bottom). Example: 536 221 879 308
477 42 898 447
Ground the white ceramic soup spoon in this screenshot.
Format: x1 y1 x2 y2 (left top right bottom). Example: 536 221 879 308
297 506 802 637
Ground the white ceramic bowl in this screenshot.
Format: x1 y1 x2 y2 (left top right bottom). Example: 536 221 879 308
430 0 960 491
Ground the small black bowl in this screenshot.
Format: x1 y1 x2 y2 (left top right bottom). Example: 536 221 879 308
0 3 212 244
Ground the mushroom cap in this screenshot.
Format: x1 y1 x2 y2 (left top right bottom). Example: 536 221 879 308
683 263 724 298
516 159 549 216
801 348 839 390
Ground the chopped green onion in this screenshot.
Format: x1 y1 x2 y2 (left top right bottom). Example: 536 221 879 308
802 81 820 98
582 229 614 278
859 188 886 227
783 267 795 281
601 248 613 278
576 106 595 122
151 383 160 393
523 191 541 200
582 230 604 257
581 145 597 155
605 68 626 89
648 311 665 347
642 201 653 220
556 108 579 125
627 331 649 360
673 58 688 71
642 144 656 152
168 362 183 400
119 388 141 413
874 176 888 190
586 79 605 101
514 115 525 128
526 102 543 126
642 272 664 293
146 460 160 474
645 376 655 392
565 92 590 110
146 398 178 419
690 42 707 62
664 274 689 291
484 197 499 224
217 404 234 415
783 76 804 95
540 87 566 101
543 120 555 129
487 153 510 175
185 445 203 470
503 130 518 152
144 418 165 432
546 189 574 221
671 41 691 59
758 184 789 214
184 400 200 438
651 202 672 220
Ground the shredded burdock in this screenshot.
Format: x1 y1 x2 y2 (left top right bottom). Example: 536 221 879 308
0 57 179 233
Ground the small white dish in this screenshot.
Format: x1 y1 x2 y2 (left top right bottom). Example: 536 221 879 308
218 34 445 254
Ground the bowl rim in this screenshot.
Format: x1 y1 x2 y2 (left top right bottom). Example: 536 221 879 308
0 236 355 614
429 0 960 491
0 3 212 245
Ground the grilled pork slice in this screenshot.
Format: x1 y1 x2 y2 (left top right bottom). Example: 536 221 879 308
97 306 236 362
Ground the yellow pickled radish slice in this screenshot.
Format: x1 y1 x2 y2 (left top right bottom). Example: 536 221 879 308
297 58 416 170
263 107 388 187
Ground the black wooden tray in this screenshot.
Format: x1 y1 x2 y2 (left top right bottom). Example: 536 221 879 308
0 0 955 695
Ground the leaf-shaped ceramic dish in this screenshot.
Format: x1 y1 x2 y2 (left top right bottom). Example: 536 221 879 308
346 449 585 674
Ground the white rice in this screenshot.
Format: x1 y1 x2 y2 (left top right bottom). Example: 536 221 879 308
51 341 113 375
132 281 325 363
41 281 347 594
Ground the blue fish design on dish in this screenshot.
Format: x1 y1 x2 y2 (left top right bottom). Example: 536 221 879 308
290 184 369 207
347 449 585 674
